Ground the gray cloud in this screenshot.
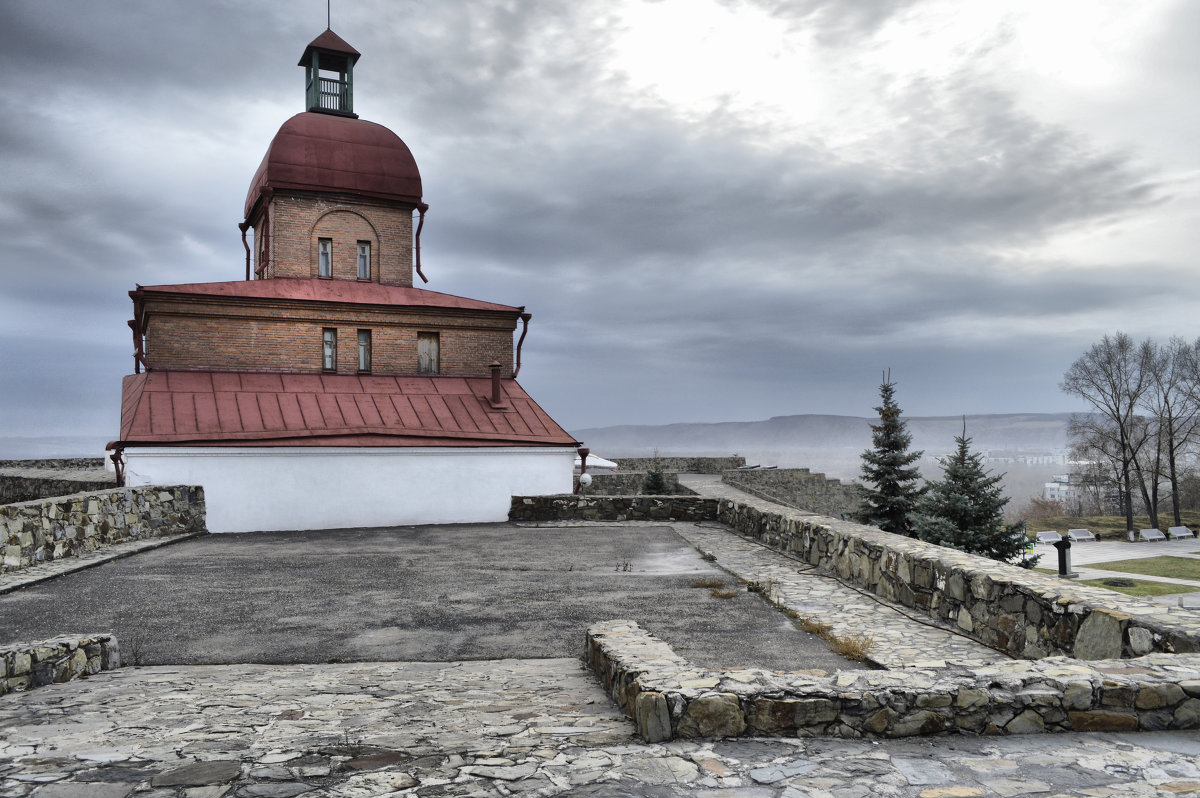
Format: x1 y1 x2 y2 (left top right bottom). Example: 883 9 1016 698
0 0 1196 447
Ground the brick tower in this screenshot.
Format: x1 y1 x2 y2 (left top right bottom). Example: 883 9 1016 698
110 29 578 533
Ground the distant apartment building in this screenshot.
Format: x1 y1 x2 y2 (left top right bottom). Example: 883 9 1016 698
1043 474 1080 505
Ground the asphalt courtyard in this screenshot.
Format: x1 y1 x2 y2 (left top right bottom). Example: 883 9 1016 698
0 523 858 672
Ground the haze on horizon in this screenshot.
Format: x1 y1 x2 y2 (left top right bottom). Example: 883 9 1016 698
2 0 1198 443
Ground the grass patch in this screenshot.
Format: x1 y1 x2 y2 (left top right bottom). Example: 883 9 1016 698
691 577 726 589
709 588 739 599
1077 578 1194 597
827 633 874 662
1085 556 1200 581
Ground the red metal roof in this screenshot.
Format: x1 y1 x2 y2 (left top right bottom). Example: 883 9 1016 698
134 278 521 314
298 29 361 66
245 112 422 218
117 371 578 449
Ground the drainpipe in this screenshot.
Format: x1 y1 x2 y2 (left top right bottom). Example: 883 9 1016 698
127 289 147 374
513 311 531 378
414 203 429 283
239 221 251 280
105 443 126 487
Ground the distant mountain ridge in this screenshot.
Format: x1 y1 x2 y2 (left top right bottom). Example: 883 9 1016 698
572 413 1074 458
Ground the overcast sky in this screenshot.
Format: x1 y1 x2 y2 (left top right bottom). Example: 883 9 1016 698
2 0 1198 449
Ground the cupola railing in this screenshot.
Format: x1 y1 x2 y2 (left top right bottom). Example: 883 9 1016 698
307 75 352 114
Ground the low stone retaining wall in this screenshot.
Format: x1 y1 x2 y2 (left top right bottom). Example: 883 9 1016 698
0 458 105 471
0 459 115 505
512 495 1200 660
722 468 862 518
587 621 1200 741
2 485 206 573
1 635 120 697
611 457 746 474
585 473 692 496
510 495 717 523
713 499 1200 660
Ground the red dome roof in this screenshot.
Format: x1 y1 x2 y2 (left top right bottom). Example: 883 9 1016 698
244 112 422 218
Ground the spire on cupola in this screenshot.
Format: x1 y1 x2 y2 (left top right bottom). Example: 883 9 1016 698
299 29 361 117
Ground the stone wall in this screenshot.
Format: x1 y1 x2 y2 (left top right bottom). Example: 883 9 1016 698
587 621 1200 741
583 473 693 496
1 635 120 697
712 498 1200 660
609 457 746 474
0 459 114 505
510 495 718 523
0 459 105 471
2 485 206 572
510 494 1200 660
721 468 862 518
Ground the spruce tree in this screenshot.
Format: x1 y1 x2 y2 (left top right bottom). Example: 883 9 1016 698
912 420 1036 566
854 375 924 536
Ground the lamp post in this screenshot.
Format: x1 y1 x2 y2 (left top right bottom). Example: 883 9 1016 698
574 447 590 495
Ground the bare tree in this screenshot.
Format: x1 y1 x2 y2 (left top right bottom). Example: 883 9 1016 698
1147 338 1200 526
1061 333 1150 532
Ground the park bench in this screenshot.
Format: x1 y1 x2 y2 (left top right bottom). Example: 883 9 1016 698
1167 526 1195 539
1035 531 1062 544
1139 528 1167 542
1067 528 1096 542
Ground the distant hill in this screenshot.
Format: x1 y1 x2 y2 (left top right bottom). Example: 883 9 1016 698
573 413 1073 457
572 413 1075 490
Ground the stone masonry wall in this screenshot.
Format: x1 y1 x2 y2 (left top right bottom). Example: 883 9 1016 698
510 494 1200 660
0 460 114 505
584 473 692 496
611 457 746 474
1 635 120 697
722 468 863 518
0 459 105 471
587 620 1200 741
2 486 206 573
510 495 718 523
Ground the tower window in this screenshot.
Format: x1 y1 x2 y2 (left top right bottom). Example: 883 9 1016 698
417 332 440 375
318 238 332 278
357 242 371 280
322 328 337 371
357 330 371 372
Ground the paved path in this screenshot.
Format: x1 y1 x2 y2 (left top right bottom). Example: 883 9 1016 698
671 522 1007 669
0 533 202 596
3 660 1200 797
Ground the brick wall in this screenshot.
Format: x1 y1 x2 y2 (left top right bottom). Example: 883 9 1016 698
142 296 518 377
255 191 415 286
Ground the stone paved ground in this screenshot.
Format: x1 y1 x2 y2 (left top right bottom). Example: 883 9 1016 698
3 659 1200 797
0 525 852 673
5 477 1200 795
670 523 1008 669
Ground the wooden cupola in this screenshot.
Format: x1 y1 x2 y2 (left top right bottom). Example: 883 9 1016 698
299 29 361 117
